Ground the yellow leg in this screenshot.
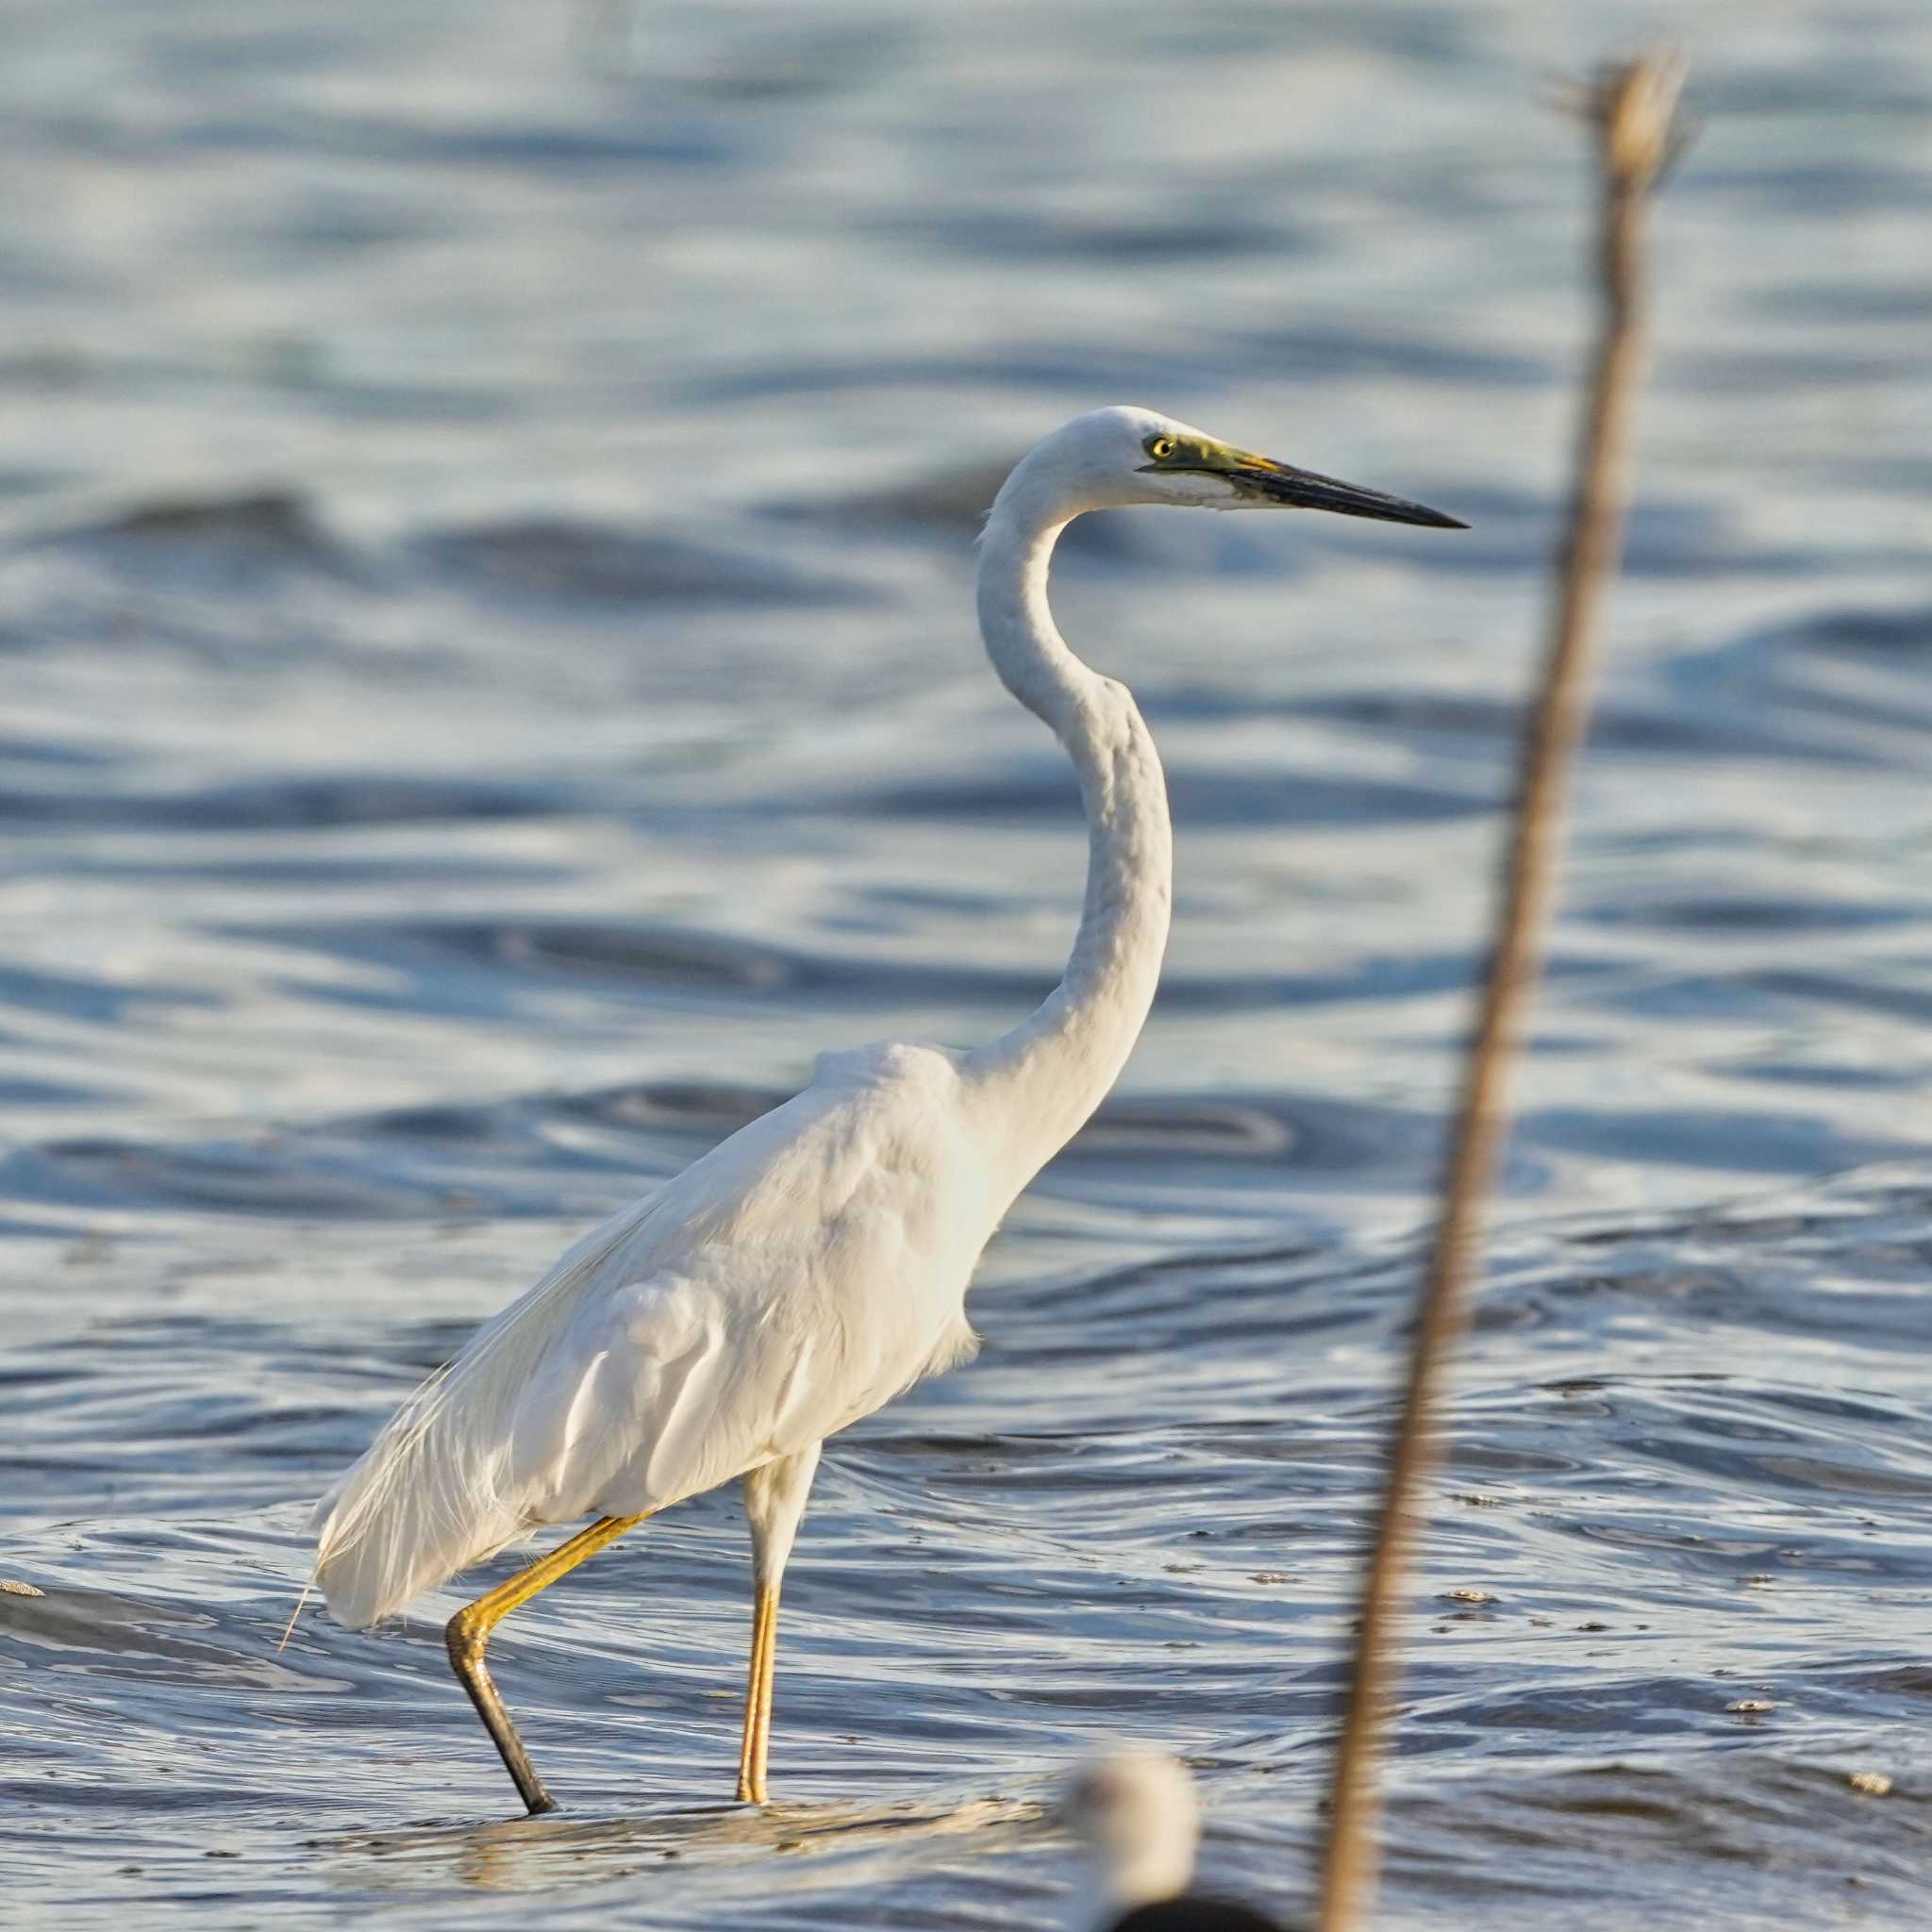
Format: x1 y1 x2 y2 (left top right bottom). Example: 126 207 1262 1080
733 1580 781 1804
445 1510 648 1816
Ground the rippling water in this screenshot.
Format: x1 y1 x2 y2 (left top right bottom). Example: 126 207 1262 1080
4 4 1930 1926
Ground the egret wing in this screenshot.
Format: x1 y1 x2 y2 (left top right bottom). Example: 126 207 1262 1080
310 1196 667 1627
312 1045 980 1628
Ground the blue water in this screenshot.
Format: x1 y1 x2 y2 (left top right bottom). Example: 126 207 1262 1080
3 4 1930 1926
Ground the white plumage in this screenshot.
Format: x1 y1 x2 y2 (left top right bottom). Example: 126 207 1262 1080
308 406 1461 1814
1065 1752 1292 1931
313 1042 988 1628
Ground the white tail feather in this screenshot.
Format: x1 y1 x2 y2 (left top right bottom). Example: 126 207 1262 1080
311 1206 649 1627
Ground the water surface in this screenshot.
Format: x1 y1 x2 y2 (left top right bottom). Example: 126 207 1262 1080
3 4 1930 1926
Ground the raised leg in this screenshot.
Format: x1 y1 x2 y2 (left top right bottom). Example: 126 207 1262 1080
735 1443 822 1805
445 1510 647 1816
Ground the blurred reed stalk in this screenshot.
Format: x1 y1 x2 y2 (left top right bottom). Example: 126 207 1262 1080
1317 52 1688 1932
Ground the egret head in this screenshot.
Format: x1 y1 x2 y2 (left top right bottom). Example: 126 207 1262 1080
1009 405 1466 528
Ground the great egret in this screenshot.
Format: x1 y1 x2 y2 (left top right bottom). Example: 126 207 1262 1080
1064 1752 1296 1931
309 406 1462 1816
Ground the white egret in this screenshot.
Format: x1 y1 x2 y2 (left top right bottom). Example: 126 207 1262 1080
309 406 1462 1816
1064 1752 1296 1931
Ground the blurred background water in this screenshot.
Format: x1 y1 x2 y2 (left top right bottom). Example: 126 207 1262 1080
2 2 1929 1925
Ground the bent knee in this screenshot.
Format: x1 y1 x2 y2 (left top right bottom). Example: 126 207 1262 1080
445 1606 486 1667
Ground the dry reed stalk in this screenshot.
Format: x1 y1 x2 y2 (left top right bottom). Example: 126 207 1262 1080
1316 52 1688 1932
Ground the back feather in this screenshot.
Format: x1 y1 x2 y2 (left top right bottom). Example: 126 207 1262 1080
310 1202 650 1627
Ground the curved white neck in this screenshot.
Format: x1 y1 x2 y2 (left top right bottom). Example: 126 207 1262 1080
960 476 1174 1193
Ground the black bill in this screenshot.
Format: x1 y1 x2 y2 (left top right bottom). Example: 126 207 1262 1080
1233 460 1467 528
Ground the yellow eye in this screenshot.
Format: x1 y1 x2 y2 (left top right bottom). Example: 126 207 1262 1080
1147 437 1176 461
